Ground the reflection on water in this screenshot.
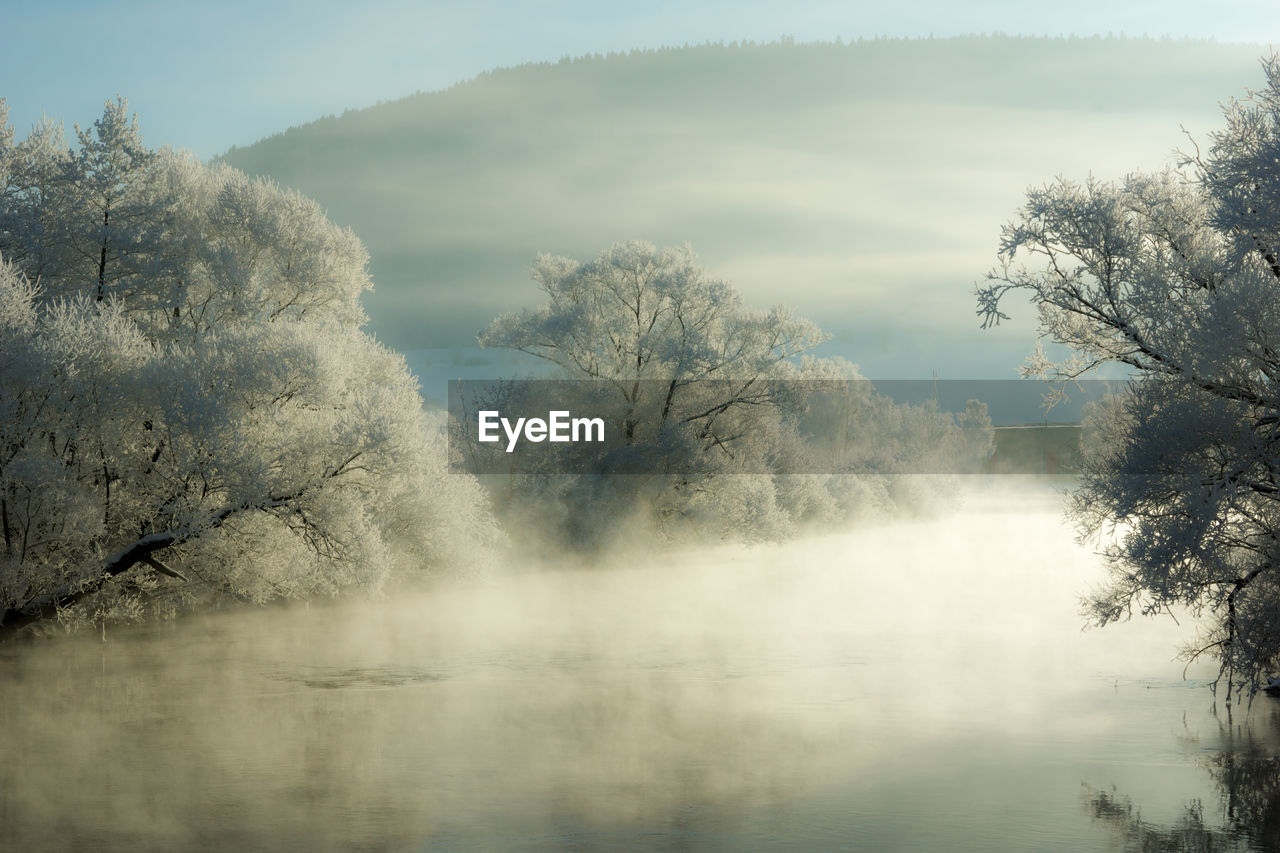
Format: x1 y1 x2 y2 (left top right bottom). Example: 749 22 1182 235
1083 710 1280 851
1084 787 1233 852
1 484 1278 850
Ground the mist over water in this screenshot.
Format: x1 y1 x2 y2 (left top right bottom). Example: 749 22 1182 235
2 483 1269 851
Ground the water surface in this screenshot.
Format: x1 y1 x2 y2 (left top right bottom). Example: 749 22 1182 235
3 484 1277 851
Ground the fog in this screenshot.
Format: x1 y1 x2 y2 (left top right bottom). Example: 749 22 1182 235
9 24 1280 852
222 37 1264 378
2 484 1253 851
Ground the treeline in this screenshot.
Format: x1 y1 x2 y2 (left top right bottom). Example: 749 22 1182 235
229 33 1254 153
0 102 988 637
0 100 499 636
459 242 993 551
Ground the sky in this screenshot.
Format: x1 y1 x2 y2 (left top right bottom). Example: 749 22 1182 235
4 0 1280 159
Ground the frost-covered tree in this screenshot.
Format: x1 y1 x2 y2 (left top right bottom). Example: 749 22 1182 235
0 98 369 338
480 241 826 445
475 242 827 545
976 56 1280 697
477 242 989 547
0 100 497 635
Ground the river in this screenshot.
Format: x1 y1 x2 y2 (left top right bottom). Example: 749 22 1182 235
3 483 1278 851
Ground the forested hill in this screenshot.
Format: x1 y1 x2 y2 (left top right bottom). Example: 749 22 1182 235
221 36 1264 377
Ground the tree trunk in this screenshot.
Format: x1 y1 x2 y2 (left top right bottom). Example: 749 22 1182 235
95 202 110 302
0 487 308 638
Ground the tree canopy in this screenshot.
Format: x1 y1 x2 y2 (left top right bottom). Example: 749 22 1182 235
976 56 1280 697
0 99 497 635
480 241 826 451
476 241 992 548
